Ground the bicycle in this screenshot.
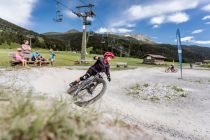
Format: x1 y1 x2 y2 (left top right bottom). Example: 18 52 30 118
165 67 178 73
67 73 107 107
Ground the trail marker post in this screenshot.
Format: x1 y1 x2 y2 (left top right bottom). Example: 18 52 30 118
176 29 183 79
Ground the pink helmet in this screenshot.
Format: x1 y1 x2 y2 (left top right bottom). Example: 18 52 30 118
104 52 115 59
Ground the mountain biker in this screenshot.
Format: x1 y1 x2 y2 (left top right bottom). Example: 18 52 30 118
69 52 115 87
170 64 175 70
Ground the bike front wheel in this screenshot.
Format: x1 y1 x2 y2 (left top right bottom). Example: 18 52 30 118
74 78 107 107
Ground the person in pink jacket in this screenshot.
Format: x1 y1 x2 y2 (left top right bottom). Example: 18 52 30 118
16 48 27 67
21 40 31 60
21 40 31 53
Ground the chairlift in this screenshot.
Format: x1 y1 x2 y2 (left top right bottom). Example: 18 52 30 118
101 34 107 44
108 44 112 47
101 40 106 44
85 20 92 25
88 31 94 36
54 10 63 22
54 0 63 22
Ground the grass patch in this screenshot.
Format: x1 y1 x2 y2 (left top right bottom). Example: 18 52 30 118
194 80 202 84
0 45 186 67
128 83 187 102
129 84 141 95
150 96 160 101
180 93 187 97
171 86 184 92
143 83 149 88
0 91 104 140
200 64 210 68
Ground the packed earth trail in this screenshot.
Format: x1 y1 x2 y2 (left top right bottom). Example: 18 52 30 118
0 67 210 140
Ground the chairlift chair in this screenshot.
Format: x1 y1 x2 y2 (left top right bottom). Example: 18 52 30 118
101 34 107 44
54 10 63 22
101 40 106 44
88 31 94 36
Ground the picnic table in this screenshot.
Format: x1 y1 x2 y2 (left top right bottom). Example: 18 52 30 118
8 52 50 66
116 62 128 68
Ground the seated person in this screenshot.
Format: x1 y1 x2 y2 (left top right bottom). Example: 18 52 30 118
15 48 28 67
37 56 46 66
31 51 40 61
22 40 31 60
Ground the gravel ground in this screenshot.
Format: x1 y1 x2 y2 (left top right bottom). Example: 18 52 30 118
0 67 210 140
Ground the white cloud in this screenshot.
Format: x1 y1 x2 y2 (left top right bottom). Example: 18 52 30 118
193 40 210 45
125 0 198 22
0 0 38 27
111 21 136 28
110 0 198 28
87 17 94 21
202 15 210 20
96 27 109 33
64 10 77 19
150 12 189 27
192 29 203 34
167 12 189 24
96 27 133 34
150 16 165 25
202 3 210 12
179 36 210 45
117 28 133 33
153 25 160 28
126 23 136 28
181 36 194 42
205 22 210 24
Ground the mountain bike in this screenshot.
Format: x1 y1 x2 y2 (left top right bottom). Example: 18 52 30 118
67 73 107 107
165 66 178 73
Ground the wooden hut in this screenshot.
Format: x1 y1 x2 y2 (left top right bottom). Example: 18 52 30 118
143 54 166 65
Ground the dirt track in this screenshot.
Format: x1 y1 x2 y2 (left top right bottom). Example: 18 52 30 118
0 67 210 140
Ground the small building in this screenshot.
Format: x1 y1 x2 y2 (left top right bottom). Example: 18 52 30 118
195 62 203 65
143 54 166 65
203 60 210 64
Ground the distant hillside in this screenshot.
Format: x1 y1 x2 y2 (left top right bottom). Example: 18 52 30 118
0 18 38 36
124 34 155 44
43 29 79 36
1 17 210 63
0 18 66 50
43 30 210 62
66 29 79 33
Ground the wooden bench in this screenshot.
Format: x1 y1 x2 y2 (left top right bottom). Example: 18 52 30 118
116 62 128 68
8 52 50 66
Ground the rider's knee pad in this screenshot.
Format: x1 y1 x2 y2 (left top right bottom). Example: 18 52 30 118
80 73 90 81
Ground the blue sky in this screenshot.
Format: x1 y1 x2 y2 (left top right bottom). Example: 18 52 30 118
0 0 210 46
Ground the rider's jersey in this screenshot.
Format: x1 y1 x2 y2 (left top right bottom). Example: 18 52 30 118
91 57 110 77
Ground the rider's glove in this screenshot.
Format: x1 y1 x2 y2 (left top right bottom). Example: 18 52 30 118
107 76 111 82
93 56 98 60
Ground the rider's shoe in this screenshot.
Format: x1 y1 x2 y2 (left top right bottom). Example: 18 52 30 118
69 81 78 87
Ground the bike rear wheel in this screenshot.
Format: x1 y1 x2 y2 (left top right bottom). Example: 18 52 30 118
171 68 178 73
74 78 107 107
165 68 170 73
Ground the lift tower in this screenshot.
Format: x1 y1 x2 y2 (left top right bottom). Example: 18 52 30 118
74 4 95 62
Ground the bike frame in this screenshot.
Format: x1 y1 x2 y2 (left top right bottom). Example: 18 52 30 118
73 73 104 96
